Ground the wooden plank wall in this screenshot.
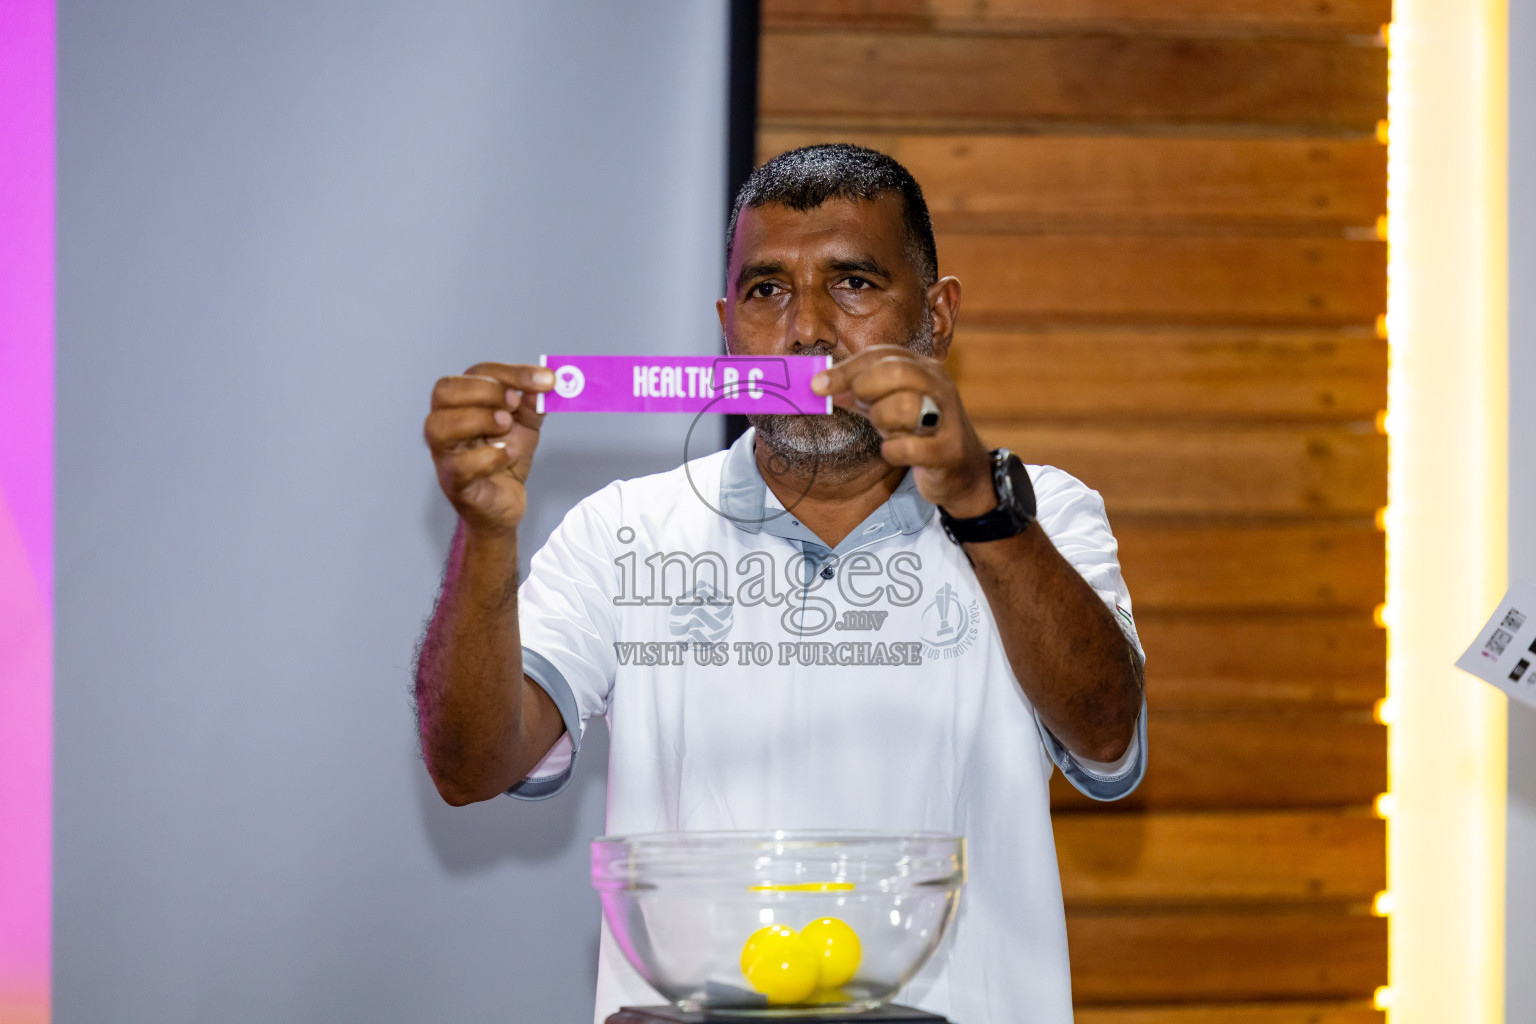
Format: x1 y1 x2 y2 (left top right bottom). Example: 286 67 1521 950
757 1 1390 1019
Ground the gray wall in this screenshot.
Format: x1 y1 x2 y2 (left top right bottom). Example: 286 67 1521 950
53 4 726 1022
1512 4 1535 1018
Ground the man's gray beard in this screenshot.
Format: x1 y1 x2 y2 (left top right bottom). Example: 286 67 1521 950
748 314 935 473
751 406 885 472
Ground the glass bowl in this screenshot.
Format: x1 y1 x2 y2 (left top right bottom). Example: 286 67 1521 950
591 830 965 1017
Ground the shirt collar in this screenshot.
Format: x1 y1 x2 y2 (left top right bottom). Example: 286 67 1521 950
717 427 936 554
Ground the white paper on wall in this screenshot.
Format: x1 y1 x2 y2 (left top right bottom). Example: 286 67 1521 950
1455 580 1536 707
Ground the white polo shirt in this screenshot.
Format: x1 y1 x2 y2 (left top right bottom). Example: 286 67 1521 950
512 428 1146 1024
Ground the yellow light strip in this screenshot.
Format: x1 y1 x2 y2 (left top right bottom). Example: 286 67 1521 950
1384 0 1508 1020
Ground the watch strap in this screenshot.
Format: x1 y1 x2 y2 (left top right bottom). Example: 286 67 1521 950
938 449 1036 544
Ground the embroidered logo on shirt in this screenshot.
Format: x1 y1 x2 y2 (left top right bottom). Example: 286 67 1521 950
920 583 980 660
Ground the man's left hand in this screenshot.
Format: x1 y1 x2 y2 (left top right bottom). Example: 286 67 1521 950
811 345 996 517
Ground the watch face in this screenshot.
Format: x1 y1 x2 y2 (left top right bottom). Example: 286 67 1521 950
1001 453 1036 518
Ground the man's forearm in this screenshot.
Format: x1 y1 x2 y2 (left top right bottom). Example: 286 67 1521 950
415 525 558 805
965 525 1142 763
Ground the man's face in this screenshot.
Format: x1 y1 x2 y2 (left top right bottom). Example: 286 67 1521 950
716 194 945 470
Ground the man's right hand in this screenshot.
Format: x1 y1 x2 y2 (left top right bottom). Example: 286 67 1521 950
418 361 564 807
424 362 555 536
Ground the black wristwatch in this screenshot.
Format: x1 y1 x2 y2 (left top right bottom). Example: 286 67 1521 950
938 448 1037 544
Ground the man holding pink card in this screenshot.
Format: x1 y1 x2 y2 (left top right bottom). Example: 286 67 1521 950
414 145 1145 1024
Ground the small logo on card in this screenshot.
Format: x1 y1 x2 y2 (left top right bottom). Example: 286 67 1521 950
553 364 585 398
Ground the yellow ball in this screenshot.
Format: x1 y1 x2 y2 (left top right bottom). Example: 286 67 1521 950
741 927 820 1005
739 923 798 975
800 917 862 989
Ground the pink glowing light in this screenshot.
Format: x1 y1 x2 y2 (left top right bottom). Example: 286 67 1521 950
0 0 55 1021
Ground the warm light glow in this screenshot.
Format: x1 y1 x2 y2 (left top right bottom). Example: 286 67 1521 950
1375 890 1397 917
1376 986 1396 1011
1376 792 1397 820
1384 0 1508 1021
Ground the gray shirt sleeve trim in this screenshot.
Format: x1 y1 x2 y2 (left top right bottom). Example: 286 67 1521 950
504 647 584 803
1035 696 1148 802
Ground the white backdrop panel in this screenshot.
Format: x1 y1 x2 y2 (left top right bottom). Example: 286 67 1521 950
54 3 727 1021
